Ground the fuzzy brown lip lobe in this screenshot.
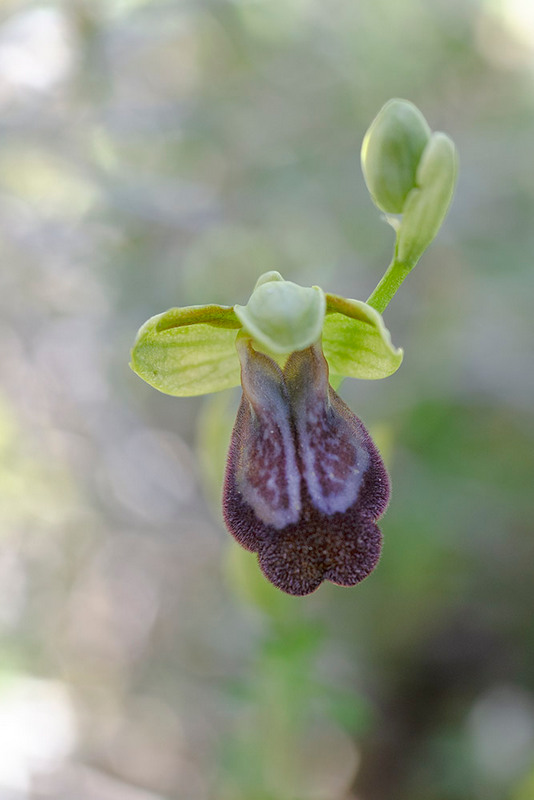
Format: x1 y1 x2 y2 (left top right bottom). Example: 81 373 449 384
222 340 390 597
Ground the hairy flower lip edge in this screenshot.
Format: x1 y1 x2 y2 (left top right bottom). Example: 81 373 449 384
233 336 302 529
222 338 390 596
223 399 389 596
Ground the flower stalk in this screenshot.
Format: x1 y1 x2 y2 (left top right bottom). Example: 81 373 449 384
366 256 411 314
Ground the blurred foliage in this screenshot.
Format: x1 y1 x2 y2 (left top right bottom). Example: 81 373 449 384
0 0 533 799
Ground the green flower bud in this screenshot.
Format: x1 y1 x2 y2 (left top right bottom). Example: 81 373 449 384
361 98 431 214
234 272 326 354
396 132 458 268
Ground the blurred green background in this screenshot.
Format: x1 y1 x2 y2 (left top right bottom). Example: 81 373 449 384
0 0 533 798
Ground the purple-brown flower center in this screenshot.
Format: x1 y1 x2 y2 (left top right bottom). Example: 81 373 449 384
223 339 390 596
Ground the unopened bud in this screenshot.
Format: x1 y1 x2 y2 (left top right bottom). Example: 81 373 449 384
361 99 431 214
397 132 458 267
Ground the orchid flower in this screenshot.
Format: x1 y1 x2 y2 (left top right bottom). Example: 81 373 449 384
130 99 457 596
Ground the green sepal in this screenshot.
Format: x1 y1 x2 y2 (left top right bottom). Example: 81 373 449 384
397 132 458 268
322 294 403 379
235 274 326 354
130 304 242 396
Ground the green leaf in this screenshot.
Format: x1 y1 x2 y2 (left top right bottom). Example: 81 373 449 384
130 304 242 396
322 294 403 380
235 275 326 354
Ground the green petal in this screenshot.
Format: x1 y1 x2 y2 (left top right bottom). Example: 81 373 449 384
322 294 403 380
130 304 242 396
235 276 326 354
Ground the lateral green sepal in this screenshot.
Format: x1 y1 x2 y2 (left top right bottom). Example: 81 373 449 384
322 294 403 380
130 304 242 396
154 304 241 331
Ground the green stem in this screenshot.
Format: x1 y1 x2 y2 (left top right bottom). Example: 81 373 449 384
366 256 413 314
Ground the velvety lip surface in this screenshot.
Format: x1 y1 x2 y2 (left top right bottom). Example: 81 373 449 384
223 340 390 596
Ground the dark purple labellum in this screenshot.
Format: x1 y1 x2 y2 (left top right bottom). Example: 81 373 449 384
223 339 390 596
